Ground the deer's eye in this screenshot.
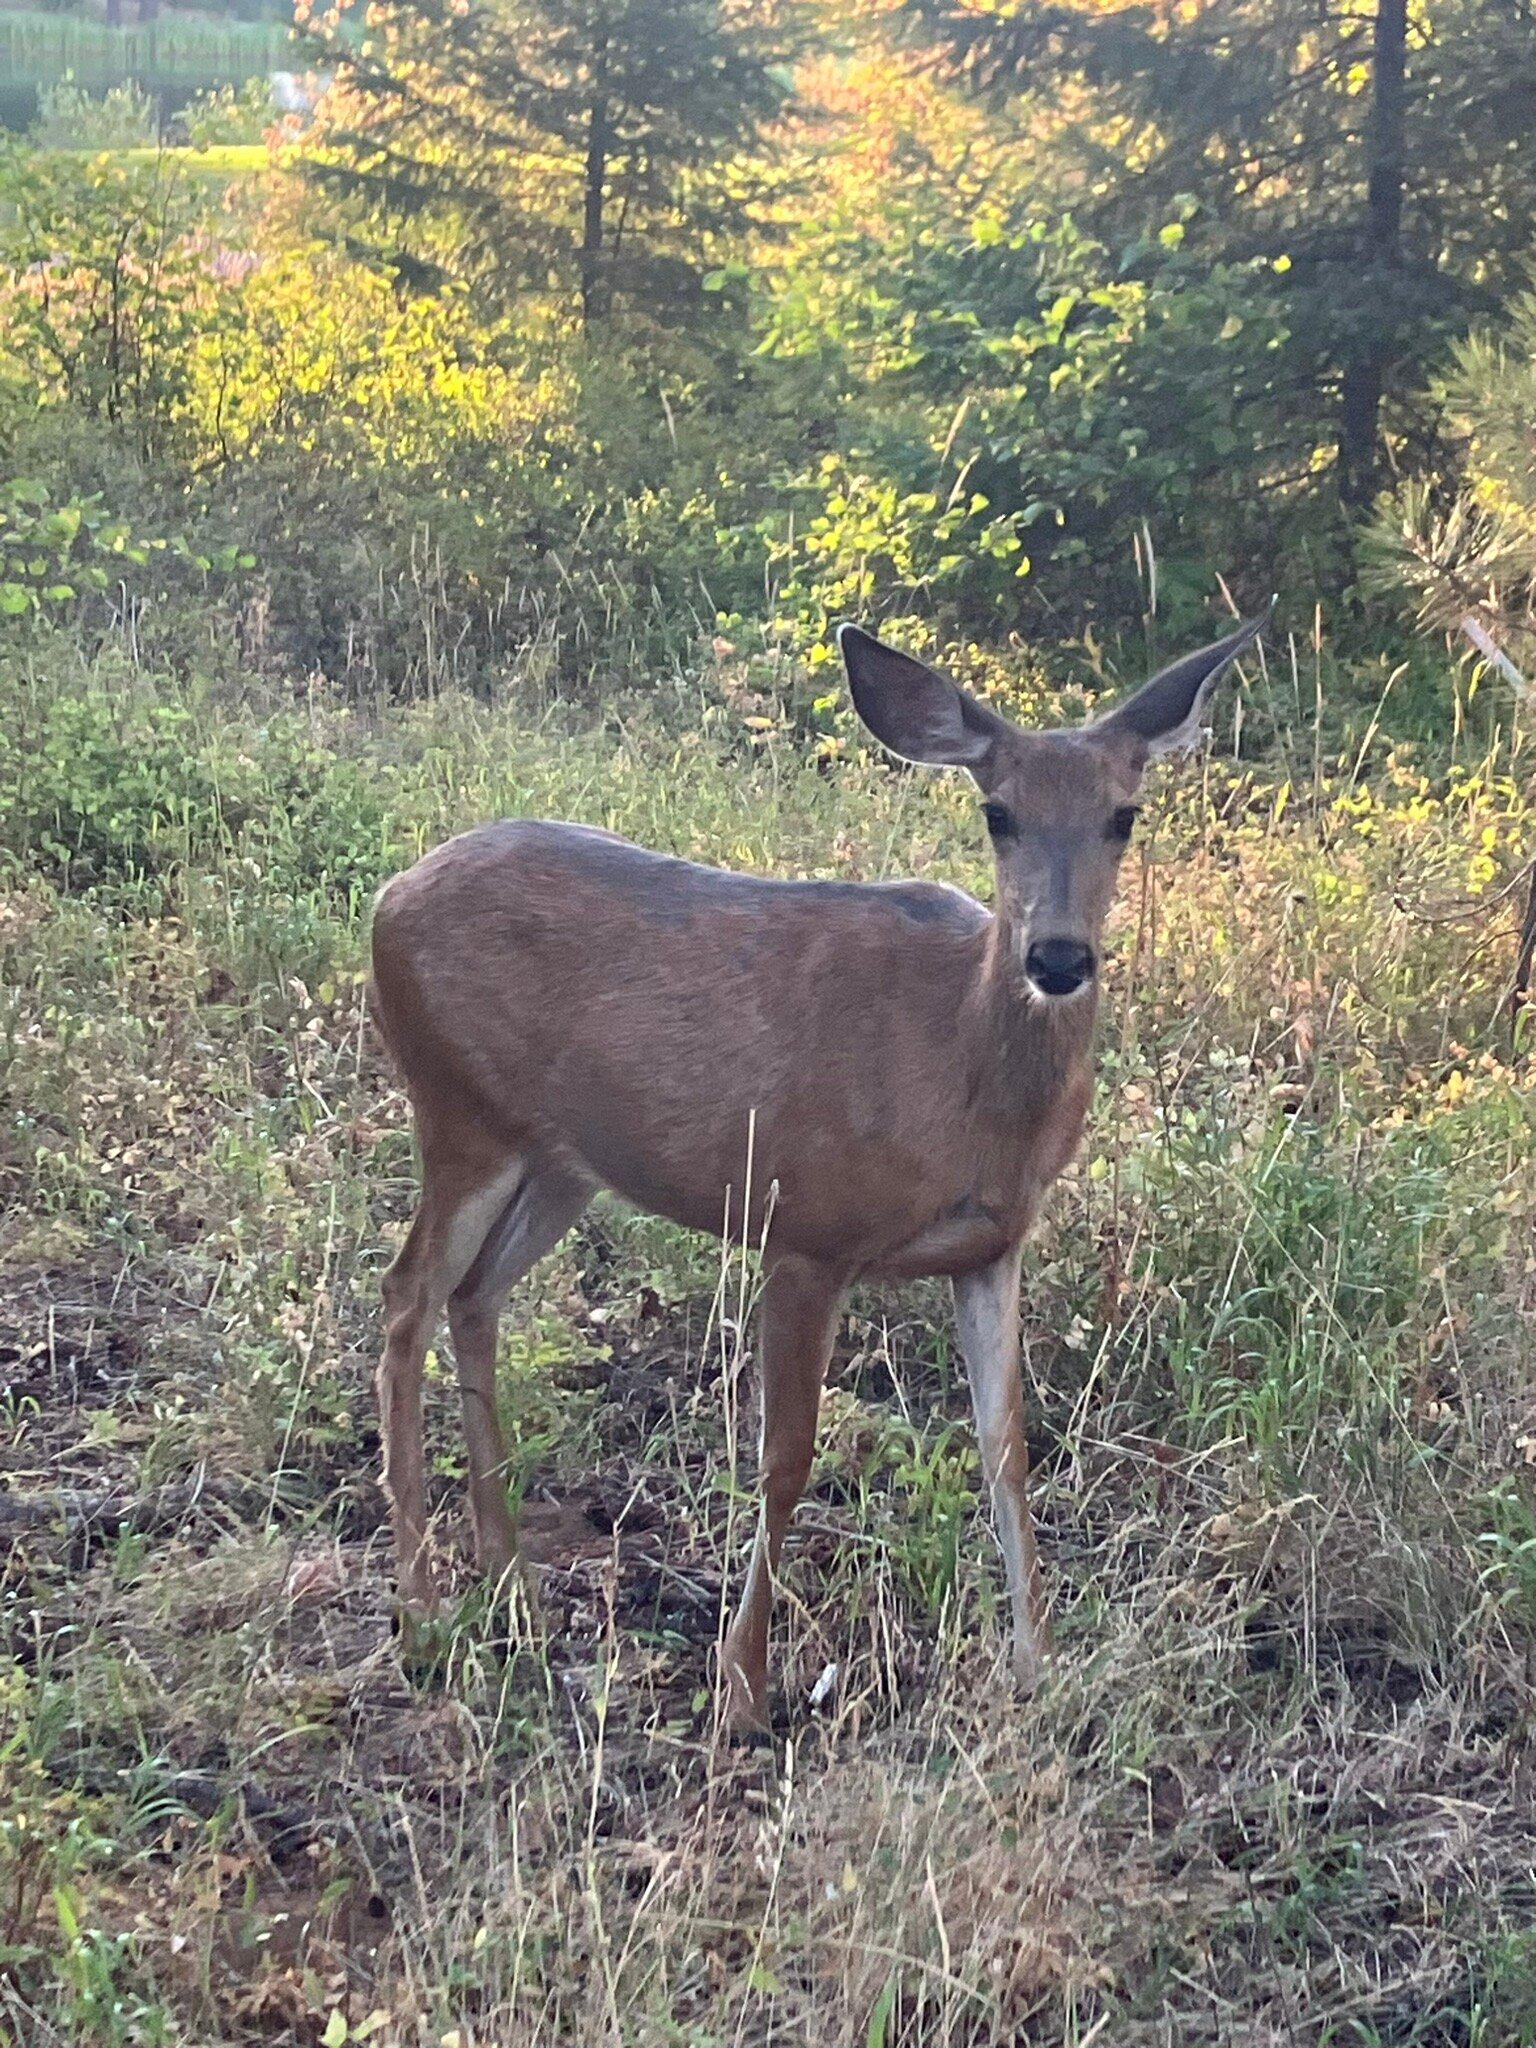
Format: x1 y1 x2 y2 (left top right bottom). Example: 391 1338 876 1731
981 802 1015 839
1107 806 1139 843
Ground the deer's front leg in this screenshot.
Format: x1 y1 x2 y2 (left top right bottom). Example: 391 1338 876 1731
722 1256 846 1735
954 1245 1048 1689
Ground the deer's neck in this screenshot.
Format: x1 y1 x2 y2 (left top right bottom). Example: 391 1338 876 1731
971 915 1098 1128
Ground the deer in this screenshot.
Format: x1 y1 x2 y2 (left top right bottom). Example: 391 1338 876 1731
368 610 1268 1730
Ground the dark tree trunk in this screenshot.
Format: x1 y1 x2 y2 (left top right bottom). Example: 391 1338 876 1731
1339 0 1407 506
1513 861 1536 1029
579 36 611 331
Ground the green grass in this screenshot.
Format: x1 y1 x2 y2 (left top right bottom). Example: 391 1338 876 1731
1 628 1535 2045
88 143 273 175
0 12 292 90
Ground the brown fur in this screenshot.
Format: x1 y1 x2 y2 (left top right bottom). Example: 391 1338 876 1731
372 820 1095 1276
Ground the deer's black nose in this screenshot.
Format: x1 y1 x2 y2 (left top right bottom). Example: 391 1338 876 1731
1025 938 1096 997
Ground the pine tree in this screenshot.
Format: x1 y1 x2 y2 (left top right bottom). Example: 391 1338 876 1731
1370 291 1536 1007
304 0 803 328
1372 291 1536 666
912 0 1536 514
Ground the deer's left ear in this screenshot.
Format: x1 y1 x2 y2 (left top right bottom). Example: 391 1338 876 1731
1091 606 1272 759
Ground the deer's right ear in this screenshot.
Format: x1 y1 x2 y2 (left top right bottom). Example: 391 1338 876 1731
837 624 1006 770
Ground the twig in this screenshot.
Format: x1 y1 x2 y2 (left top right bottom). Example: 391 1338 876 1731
1462 615 1532 700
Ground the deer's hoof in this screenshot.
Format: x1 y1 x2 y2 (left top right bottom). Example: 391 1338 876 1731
721 1649 772 1741
724 1696 774 1746
473 1535 517 1587
1011 1636 1047 1695
471 1511 519 1584
395 1562 440 1622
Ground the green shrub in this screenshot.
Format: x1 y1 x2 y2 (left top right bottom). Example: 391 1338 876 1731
0 651 389 896
756 188 1298 638
0 142 219 456
175 79 276 149
30 75 157 150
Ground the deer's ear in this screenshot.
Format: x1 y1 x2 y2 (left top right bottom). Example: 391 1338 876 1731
837 624 1009 770
1091 608 1272 759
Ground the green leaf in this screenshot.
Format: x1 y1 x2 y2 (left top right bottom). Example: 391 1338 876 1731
321 2011 349 2048
867 1974 898 2048
0 583 32 615
43 584 76 602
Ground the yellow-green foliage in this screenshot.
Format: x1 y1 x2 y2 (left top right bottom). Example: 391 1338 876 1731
185 248 579 470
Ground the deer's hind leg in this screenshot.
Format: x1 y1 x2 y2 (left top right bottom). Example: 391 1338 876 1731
723 1255 847 1734
379 1143 525 1611
447 1165 590 1581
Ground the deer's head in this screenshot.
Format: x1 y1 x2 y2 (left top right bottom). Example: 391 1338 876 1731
838 613 1269 1001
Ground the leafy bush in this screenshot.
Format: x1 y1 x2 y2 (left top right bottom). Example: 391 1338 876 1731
30 75 156 150
758 198 1295 636
172 249 704 685
0 476 127 618
0 142 220 456
0 136 775 689
0 646 391 896
0 2 1522 702
0 663 242 886
176 78 276 149
0 474 252 622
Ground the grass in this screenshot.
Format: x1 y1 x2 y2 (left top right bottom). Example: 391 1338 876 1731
0 13 293 91
96 145 274 175
2 625 1535 2045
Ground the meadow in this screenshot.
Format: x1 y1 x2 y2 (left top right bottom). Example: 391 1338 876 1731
2 618 1535 2045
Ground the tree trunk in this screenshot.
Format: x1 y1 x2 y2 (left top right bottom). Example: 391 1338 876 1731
1339 0 1407 507
1513 861 1536 1031
579 36 611 331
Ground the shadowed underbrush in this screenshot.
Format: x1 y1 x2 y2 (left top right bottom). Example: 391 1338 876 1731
2 629 1535 2045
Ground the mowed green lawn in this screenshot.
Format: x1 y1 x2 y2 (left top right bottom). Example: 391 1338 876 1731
2 637 1535 2046
104 143 272 174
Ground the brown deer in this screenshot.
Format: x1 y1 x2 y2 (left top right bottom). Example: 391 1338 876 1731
369 612 1267 1729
